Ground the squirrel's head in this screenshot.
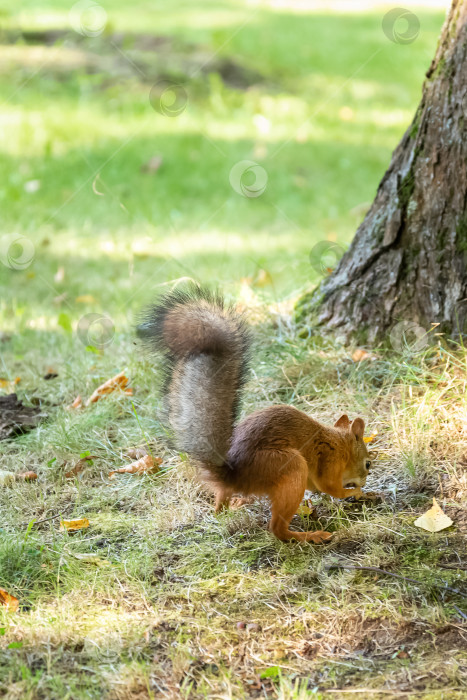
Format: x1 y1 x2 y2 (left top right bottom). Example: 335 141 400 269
334 414 375 488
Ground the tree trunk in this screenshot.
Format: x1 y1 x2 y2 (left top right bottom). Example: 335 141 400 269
299 0 467 346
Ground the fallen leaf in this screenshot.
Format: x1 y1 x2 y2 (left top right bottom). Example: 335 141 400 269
86 372 130 405
0 377 21 392
15 471 38 481
0 589 19 612
296 504 317 517
414 498 453 533
75 295 96 304
352 348 370 362
109 454 162 479
69 395 83 409
65 455 97 479
60 518 90 532
253 269 273 287
71 553 110 567
363 432 378 444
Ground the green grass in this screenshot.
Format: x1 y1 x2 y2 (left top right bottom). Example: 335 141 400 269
1 1 467 698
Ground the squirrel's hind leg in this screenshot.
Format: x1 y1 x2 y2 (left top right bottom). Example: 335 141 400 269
267 450 332 544
214 487 232 512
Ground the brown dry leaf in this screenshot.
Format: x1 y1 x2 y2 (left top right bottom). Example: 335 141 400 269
0 588 19 612
109 454 162 479
15 471 37 481
352 348 370 362
65 456 97 479
69 395 83 409
414 497 454 533
86 372 130 405
75 294 96 304
60 518 90 532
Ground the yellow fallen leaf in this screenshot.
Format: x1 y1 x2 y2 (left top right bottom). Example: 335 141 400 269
0 376 21 391
60 518 90 532
0 588 19 612
414 498 453 533
296 504 317 517
75 295 96 304
364 431 378 444
86 372 130 406
109 454 162 479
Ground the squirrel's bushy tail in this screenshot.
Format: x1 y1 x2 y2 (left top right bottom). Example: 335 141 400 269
140 285 250 478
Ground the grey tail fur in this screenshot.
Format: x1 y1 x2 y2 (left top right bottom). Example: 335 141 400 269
139 284 251 482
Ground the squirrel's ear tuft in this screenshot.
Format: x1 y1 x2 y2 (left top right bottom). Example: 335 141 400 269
351 417 365 440
334 414 350 429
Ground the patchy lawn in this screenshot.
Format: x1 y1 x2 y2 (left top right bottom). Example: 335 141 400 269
1 1 465 698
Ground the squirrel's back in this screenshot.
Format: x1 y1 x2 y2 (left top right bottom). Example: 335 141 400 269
140 285 250 472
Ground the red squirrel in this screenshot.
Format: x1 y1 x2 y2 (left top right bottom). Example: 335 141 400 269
141 285 374 543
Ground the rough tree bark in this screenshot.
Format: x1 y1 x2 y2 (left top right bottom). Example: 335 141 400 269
299 0 467 345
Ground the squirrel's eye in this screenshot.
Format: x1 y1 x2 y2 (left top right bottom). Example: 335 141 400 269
365 460 371 470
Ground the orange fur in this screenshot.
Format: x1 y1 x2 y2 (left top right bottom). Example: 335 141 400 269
205 405 372 542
